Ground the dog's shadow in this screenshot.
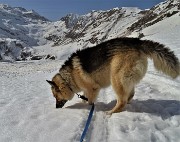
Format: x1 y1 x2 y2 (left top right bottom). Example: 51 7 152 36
66 99 180 119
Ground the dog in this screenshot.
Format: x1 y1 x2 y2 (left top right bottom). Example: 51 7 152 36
47 37 179 114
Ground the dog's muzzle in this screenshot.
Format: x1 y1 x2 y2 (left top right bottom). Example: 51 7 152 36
56 100 68 108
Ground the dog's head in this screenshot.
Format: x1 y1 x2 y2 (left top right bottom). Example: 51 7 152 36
46 74 74 108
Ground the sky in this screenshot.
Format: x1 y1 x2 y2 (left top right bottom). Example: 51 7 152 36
0 0 166 21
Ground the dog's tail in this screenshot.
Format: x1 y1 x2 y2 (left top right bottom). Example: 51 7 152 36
141 40 179 79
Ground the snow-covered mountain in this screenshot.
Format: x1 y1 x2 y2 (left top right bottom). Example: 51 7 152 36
44 7 142 47
0 38 33 62
0 0 180 62
0 4 50 61
0 4 49 45
44 0 180 47
128 0 180 32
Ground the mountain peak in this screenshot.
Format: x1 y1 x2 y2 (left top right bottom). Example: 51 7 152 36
0 3 50 22
150 0 180 14
0 4 9 9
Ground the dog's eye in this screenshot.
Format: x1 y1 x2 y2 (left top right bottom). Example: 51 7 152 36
60 87 65 90
52 86 60 92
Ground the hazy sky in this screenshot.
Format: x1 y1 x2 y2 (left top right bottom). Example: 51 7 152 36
0 0 166 21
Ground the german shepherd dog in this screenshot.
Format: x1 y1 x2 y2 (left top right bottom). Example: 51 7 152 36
47 37 179 114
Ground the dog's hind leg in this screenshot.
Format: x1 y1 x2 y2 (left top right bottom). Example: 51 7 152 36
107 69 137 114
107 55 147 114
107 75 131 115
128 88 134 104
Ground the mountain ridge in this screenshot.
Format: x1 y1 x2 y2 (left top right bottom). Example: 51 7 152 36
0 0 179 61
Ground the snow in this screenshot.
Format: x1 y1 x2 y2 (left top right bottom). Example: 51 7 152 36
0 58 179 142
151 0 179 15
1 27 180 142
0 2 180 142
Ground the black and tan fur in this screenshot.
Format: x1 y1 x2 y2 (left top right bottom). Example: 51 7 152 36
47 37 179 114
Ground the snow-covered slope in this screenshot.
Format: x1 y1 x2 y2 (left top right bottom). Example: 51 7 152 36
44 7 142 47
0 4 49 46
42 0 180 57
0 29 179 142
0 4 50 61
128 0 180 33
0 38 33 61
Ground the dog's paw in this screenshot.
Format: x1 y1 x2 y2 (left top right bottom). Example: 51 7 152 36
88 100 94 105
105 111 112 116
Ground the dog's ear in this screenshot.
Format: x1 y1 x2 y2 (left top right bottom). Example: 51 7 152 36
46 80 56 87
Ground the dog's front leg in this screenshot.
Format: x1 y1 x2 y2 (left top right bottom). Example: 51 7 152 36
85 88 100 105
86 91 94 105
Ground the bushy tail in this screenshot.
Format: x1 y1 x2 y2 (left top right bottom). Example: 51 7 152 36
141 40 179 78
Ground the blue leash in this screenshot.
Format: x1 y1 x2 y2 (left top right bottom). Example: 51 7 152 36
56 76 95 141
80 103 95 142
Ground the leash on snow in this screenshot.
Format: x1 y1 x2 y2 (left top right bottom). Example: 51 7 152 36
80 103 94 142
58 73 95 141
77 94 95 142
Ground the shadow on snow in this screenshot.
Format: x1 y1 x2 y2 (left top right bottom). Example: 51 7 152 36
66 99 180 119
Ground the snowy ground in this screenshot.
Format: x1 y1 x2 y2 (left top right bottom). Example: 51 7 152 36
0 15 180 142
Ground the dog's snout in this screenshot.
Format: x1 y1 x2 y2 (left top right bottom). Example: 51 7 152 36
56 100 67 108
56 103 63 108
